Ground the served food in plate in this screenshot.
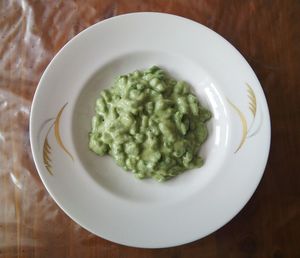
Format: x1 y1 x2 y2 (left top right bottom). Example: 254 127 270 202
89 66 211 181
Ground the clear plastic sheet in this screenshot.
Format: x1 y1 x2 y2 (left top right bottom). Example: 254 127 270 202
0 1 120 257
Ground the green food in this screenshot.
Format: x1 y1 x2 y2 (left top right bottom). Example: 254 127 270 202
89 66 211 182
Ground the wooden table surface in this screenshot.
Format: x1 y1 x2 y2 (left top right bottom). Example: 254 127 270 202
1 0 299 257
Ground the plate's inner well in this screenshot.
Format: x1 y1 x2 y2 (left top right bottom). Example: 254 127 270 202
72 51 230 203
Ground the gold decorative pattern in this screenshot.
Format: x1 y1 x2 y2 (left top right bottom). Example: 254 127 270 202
41 103 73 175
227 98 248 153
43 125 53 174
228 84 259 153
246 83 257 118
54 103 74 161
38 118 55 149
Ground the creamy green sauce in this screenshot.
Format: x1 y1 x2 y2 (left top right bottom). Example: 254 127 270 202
89 66 211 181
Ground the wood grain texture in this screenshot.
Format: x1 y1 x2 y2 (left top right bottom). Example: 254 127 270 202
0 0 299 257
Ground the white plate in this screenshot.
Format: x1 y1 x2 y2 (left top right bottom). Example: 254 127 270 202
30 12 271 248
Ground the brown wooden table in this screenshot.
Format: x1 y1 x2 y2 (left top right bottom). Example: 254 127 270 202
1 0 299 257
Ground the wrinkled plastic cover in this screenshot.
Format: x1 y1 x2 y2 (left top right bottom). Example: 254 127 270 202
0 1 122 256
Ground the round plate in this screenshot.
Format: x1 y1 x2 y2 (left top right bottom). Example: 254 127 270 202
30 12 271 248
